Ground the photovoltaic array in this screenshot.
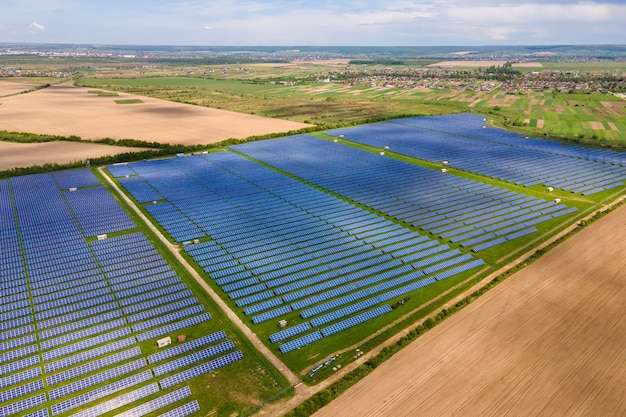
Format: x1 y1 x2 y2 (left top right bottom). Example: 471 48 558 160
327 113 626 195
113 150 487 354
231 134 579 253
1 170 240 416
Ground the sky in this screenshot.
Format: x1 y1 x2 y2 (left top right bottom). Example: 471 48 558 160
1 0 625 46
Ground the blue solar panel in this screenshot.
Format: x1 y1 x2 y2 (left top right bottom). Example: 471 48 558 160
136 313 211 342
269 322 312 343
70 383 160 417
148 331 227 365
48 358 147 401
51 370 153 415
157 400 200 417
153 340 235 376
321 305 392 337
0 379 44 403
44 337 137 374
0 393 46 417
159 350 244 389
279 332 322 354
46 347 142 386
115 386 192 417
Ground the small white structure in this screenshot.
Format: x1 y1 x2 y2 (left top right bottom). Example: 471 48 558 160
554 198 561 204
547 187 554 192
380 151 385 156
442 160 449 165
333 139 338 143
339 134 344 138
384 146 390 149
278 319 287 328
441 168 448 173
97 234 107 241
157 336 172 348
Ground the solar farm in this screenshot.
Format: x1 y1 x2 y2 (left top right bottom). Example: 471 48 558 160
2 113 624 416
0 170 286 416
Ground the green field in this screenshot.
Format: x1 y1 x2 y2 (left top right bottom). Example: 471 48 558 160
75 67 626 147
115 99 144 104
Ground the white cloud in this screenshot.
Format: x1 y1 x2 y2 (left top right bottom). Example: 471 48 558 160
28 22 45 32
203 25 213 30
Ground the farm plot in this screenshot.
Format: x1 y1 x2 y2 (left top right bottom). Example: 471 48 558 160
0 141 147 171
0 85 310 146
0 81 36 97
0 169 283 417
313 198 626 417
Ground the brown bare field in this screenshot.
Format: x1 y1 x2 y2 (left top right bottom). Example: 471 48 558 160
601 101 626 117
0 85 310 145
0 141 146 170
428 60 508 68
590 121 606 130
315 203 626 417
427 61 542 68
0 81 36 96
609 122 619 131
536 119 545 128
513 62 543 68
487 95 520 107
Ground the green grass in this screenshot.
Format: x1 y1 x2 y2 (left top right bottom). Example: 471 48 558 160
114 99 143 104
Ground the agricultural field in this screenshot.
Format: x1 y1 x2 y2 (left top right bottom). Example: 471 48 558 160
74 62 626 146
0 82 36 97
0 82 310 146
0 141 147 171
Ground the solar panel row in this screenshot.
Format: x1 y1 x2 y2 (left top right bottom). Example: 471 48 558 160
158 350 244 389
51 370 153 415
148 331 227 365
153 340 235 376
115 386 192 417
70 383 160 417
157 400 200 417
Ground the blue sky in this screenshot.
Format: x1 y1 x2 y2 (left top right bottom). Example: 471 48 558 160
1 0 625 46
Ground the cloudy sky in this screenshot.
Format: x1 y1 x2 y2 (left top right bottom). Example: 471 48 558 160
1 0 625 46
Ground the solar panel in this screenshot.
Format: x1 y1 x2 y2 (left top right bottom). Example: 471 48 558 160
48 358 147 400
148 331 227 365
157 400 200 417
70 383 160 417
51 370 153 415
46 347 141 386
153 340 235 376
159 350 244 389
114 386 192 417
0 393 46 417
